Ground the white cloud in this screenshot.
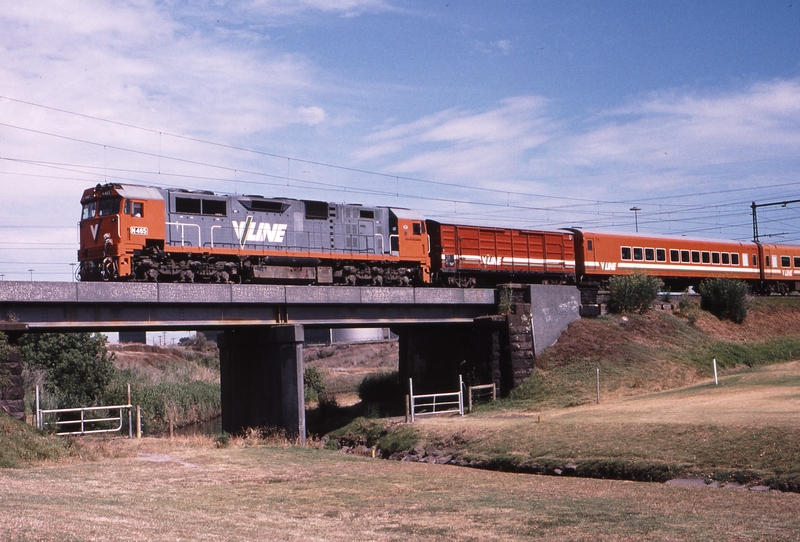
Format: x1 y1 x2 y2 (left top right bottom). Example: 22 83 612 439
355 96 554 180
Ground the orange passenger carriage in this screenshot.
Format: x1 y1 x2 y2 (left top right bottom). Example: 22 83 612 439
568 229 761 290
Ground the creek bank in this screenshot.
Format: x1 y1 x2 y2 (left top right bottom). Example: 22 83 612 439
327 439 798 493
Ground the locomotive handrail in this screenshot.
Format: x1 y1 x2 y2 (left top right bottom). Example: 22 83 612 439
167 221 201 247
209 225 221 248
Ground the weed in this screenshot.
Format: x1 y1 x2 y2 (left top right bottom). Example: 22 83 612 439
698 278 749 323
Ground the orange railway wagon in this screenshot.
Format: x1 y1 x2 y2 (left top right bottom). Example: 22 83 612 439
569 229 760 289
428 221 575 287
757 243 800 293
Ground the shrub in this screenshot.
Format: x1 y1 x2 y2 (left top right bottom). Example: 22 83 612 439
697 278 749 323
19 333 116 408
607 272 660 314
303 365 326 403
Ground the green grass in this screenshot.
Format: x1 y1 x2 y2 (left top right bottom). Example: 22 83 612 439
0 412 83 468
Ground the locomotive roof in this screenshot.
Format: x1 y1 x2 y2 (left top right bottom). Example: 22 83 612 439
115 184 164 200
390 208 426 220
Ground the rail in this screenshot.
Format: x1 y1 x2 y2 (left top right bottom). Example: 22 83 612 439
408 376 463 422
36 385 134 437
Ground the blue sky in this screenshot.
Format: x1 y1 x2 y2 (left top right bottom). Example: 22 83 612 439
1 1 800 280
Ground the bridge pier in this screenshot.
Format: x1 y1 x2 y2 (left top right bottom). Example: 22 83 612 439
218 325 306 444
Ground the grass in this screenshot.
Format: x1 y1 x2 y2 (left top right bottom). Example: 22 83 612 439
2 436 800 540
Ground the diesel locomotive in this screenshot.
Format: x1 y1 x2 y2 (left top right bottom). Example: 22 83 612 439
77 182 800 294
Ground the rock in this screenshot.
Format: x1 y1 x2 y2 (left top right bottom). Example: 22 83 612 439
435 455 453 465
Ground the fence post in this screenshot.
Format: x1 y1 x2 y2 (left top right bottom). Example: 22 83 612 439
458 374 464 416
136 405 142 438
713 358 718 385
35 385 41 430
596 368 600 404
409 378 414 423
468 385 473 414
127 383 133 439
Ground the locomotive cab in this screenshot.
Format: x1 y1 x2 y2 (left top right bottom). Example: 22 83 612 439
389 209 431 283
78 183 165 280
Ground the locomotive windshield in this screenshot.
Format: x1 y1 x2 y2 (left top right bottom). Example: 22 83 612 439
81 201 97 220
97 197 121 217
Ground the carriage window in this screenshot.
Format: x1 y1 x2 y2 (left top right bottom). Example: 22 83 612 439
587 240 593 251
702 252 710 264
656 249 666 262
621 247 632 260
681 250 690 263
765 256 771 267
670 249 679 262
782 256 791 267
633 247 643 261
752 254 757 266
721 253 729 265
645 248 655 261
691 251 700 263
712 252 720 264
731 253 739 266
795 257 800 267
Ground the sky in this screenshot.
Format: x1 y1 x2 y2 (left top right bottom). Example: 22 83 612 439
1 0 800 281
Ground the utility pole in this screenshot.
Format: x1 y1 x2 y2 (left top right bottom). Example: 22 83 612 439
630 207 641 233
751 199 800 242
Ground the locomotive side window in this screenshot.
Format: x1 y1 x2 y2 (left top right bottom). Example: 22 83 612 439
412 222 425 235
175 197 202 214
721 253 730 264
132 202 144 217
304 200 329 220
670 249 679 262
240 199 287 213
202 200 226 216
691 251 700 263
782 256 791 267
681 250 690 263
633 247 643 261
656 249 666 262
621 247 632 260
712 252 720 264
82 201 97 220
644 248 654 261
701 252 710 264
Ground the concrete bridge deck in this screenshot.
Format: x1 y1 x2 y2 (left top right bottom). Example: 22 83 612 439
0 282 497 332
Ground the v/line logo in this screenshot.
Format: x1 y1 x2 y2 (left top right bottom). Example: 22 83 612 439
232 217 288 247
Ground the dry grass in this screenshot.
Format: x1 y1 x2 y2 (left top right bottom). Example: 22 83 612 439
2 436 800 541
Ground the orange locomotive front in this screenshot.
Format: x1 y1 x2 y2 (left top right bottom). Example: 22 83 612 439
78 184 165 281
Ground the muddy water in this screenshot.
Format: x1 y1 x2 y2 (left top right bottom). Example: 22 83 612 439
173 416 222 437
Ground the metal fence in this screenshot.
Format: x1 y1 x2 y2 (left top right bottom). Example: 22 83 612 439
36 385 133 437
408 376 464 422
